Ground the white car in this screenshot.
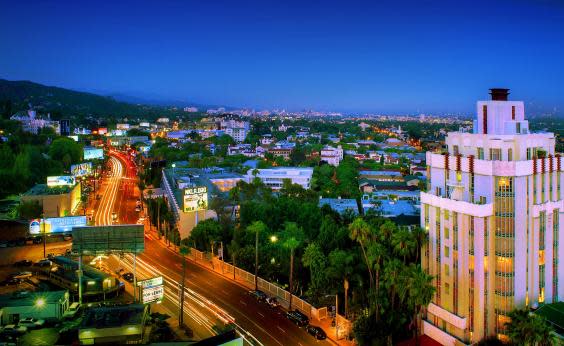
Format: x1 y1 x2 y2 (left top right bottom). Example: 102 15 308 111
18 318 45 329
11 272 32 280
63 302 81 320
1 324 27 335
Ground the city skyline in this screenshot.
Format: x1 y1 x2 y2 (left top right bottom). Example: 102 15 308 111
1 0 563 114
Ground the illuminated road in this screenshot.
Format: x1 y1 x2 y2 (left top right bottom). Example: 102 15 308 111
97 150 331 345
94 155 123 226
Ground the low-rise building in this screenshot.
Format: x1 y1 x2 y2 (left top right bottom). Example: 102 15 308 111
321 146 343 166
0 290 70 325
21 183 82 218
319 197 358 215
10 110 61 135
246 167 313 190
79 304 148 345
268 148 292 160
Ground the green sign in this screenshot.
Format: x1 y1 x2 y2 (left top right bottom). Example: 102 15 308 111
137 276 163 288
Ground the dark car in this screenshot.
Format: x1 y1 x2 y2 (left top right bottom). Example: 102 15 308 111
0 278 21 286
265 297 279 308
286 310 309 327
14 260 33 267
248 290 267 302
122 272 134 283
306 325 327 340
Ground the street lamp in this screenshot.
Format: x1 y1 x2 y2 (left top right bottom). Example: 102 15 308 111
35 297 45 308
270 235 278 243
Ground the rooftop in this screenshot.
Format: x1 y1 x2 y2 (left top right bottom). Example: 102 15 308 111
81 304 147 329
0 290 68 308
24 183 76 196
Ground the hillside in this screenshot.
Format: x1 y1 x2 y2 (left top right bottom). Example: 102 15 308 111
0 79 186 119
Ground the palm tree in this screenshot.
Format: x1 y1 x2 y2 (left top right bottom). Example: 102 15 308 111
227 239 241 280
247 221 267 290
405 264 435 346
505 309 556 346
327 250 355 318
367 241 387 317
349 217 374 289
282 222 303 310
411 226 429 264
392 227 416 262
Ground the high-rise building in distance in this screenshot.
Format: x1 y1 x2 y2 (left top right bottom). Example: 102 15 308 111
421 89 562 344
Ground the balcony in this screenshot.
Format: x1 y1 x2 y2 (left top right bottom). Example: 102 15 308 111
421 192 494 217
426 152 537 177
427 303 467 330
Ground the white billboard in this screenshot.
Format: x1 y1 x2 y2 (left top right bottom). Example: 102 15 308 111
29 216 87 235
183 186 208 212
47 176 76 187
84 147 104 160
138 276 164 304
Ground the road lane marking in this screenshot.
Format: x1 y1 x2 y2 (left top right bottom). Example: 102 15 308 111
277 325 286 333
221 289 228 295
257 312 264 318
239 300 247 306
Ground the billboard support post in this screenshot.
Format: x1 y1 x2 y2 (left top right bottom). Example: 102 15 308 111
42 215 46 258
133 253 137 303
78 255 83 304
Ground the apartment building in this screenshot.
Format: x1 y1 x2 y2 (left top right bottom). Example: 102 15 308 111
246 167 313 190
421 89 563 345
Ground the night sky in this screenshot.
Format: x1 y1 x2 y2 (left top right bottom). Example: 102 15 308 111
1 0 563 114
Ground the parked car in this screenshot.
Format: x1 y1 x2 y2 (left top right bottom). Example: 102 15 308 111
10 272 32 280
17 318 45 329
286 310 309 327
306 325 327 340
34 259 52 267
63 302 81 320
111 212 118 221
122 272 134 283
135 206 141 212
265 297 279 308
0 325 27 336
14 260 32 267
248 290 267 302
0 278 21 286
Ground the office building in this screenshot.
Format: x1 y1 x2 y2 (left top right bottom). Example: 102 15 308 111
246 167 313 190
421 89 563 344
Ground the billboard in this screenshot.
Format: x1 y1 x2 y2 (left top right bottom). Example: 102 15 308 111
71 162 93 177
183 186 208 212
47 176 76 187
84 147 104 160
138 276 164 304
116 123 130 130
72 224 145 255
29 216 87 235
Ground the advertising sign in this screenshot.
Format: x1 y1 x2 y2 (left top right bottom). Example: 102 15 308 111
84 147 104 160
183 186 208 212
72 224 145 255
29 216 87 235
70 162 92 177
142 285 164 304
47 176 76 187
138 276 164 304
116 123 130 130
67 135 79 142
137 276 163 288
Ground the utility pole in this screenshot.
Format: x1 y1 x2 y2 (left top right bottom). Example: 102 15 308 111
42 214 46 259
78 255 83 304
254 229 259 291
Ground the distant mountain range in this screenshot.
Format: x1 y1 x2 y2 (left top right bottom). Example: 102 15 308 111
0 79 223 118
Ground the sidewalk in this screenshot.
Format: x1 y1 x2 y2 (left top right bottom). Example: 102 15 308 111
149 231 355 346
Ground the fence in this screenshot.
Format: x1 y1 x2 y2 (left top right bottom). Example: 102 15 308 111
187 248 323 320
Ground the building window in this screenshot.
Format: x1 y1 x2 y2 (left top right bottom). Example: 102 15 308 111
516 122 521 134
445 246 450 258
445 264 450 276
478 148 484 160
508 148 513 161
445 228 450 239
453 145 459 156
490 148 502 161
512 106 516 120
445 282 450 295
483 105 488 134
527 148 533 160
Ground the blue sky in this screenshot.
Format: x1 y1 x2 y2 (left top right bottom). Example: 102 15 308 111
1 0 563 114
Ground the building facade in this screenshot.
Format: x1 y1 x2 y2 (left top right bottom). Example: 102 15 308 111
246 167 313 190
321 145 343 166
421 89 563 345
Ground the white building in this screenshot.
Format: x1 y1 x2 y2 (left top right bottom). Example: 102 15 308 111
221 119 250 143
11 110 60 135
246 167 313 190
321 146 344 166
421 89 563 345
